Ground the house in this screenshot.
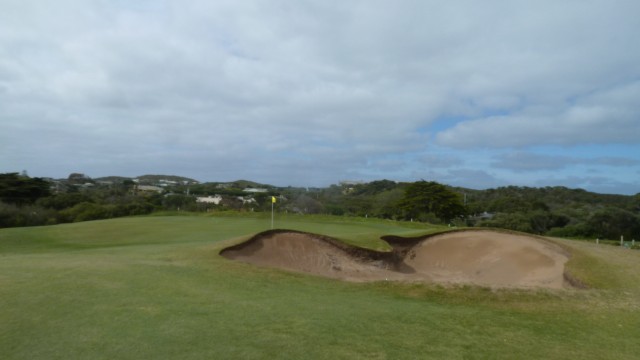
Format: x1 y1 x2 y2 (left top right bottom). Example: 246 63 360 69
196 195 223 205
135 185 163 194
470 211 495 221
243 188 268 193
238 196 257 205
159 179 178 185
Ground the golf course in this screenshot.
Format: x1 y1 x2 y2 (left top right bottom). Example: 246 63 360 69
1 213 639 359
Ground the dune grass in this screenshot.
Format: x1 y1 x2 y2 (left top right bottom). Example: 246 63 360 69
1 214 639 359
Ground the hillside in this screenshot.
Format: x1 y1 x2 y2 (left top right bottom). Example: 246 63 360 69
1 172 639 240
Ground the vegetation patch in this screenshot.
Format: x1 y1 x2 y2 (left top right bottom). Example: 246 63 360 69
3 173 638 251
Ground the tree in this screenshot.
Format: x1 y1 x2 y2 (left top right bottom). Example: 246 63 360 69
37 193 92 210
399 181 466 223
479 212 533 233
291 194 324 214
585 208 640 240
0 173 51 205
370 188 404 219
351 180 399 196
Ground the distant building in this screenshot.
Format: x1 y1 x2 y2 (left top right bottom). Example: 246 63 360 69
135 185 163 194
157 179 178 187
196 195 223 205
238 196 258 205
471 212 495 221
243 188 268 193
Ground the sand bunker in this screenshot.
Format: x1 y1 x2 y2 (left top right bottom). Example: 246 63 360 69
220 229 571 289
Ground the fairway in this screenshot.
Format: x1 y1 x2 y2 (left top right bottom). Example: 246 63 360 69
1 214 640 359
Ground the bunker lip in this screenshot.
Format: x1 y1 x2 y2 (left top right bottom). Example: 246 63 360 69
220 229 573 289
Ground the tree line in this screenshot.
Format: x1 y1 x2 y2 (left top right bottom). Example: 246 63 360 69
1 172 639 241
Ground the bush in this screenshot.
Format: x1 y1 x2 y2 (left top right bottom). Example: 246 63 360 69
478 212 533 233
547 224 588 238
38 193 93 210
0 201 55 228
585 208 640 240
59 203 110 222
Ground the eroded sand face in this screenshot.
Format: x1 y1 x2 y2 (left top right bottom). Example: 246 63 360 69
402 232 568 288
220 232 399 282
220 230 570 289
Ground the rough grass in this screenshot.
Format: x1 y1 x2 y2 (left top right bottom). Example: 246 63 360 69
1 214 639 359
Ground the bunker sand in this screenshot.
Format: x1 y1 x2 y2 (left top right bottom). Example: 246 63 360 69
220 229 570 289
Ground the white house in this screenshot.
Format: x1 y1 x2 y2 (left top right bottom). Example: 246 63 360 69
238 196 257 205
243 188 268 193
196 195 223 205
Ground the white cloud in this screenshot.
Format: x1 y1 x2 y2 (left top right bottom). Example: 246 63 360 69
492 152 640 172
533 176 639 196
433 169 506 190
1 1 639 193
436 81 640 148
492 152 574 172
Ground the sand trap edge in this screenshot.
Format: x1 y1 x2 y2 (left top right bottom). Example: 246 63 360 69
219 228 579 289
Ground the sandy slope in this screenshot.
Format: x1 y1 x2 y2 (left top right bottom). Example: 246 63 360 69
220 229 570 289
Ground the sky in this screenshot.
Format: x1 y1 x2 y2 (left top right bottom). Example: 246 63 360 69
1 0 639 195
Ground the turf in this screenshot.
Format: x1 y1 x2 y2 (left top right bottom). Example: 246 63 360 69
1 214 639 359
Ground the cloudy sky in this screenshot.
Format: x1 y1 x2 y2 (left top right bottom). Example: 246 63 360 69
1 1 639 194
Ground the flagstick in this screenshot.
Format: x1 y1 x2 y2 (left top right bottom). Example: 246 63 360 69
271 200 274 229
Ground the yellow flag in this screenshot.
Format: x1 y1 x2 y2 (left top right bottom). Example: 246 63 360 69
272 196 276 203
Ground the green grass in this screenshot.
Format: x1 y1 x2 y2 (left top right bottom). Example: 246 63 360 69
1 214 639 359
